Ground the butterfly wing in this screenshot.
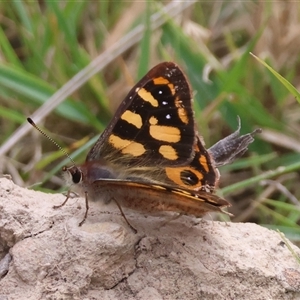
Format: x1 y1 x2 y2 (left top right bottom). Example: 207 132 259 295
87 62 196 167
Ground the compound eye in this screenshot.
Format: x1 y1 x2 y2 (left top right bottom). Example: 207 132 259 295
72 168 82 184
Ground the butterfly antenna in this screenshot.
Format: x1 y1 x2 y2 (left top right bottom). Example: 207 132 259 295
27 117 76 165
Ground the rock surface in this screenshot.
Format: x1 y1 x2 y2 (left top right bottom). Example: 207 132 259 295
0 176 300 300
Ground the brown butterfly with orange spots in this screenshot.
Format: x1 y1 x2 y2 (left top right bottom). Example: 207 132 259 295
29 62 260 231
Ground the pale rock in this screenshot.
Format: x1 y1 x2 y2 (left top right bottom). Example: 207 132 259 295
0 177 300 300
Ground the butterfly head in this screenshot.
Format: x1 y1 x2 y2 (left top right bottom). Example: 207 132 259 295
62 165 82 185
62 159 120 196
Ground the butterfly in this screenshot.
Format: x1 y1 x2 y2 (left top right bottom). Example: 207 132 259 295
29 62 260 231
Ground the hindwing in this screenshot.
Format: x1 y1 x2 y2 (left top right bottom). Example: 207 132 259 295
164 135 218 192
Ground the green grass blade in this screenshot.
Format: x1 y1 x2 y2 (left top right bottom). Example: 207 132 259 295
251 52 300 103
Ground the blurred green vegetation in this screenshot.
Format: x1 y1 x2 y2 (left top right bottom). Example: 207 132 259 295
1 1 300 241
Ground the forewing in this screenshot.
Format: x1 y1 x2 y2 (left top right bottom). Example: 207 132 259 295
87 62 196 167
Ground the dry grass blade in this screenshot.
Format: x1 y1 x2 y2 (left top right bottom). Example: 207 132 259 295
260 129 300 152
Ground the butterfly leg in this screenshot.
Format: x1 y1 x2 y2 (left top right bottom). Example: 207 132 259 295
53 190 72 209
113 198 137 234
53 190 90 226
78 191 89 226
159 213 182 228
